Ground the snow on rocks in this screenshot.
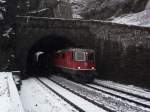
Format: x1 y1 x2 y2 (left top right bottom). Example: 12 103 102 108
0 0 6 3
69 0 91 19
0 12 4 20
20 78 79 112
0 72 24 112
111 9 150 27
145 0 150 9
0 0 6 20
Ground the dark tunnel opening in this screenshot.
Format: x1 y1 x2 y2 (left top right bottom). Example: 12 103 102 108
26 34 76 77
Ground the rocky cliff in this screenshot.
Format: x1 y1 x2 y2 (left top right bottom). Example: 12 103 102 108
70 0 149 20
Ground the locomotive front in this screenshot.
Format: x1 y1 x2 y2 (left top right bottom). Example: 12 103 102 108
53 48 97 83
71 49 97 83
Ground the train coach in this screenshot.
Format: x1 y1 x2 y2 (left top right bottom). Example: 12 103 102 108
53 48 97 83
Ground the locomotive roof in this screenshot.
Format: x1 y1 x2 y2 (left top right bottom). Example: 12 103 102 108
56 48 95 53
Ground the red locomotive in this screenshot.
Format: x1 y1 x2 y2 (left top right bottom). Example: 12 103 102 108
53 48 97 83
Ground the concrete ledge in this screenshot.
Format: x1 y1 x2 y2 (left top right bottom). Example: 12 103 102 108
0 72 24 112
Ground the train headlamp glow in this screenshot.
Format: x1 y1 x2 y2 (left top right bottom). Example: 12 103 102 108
91 67 95 69
77 67 80 69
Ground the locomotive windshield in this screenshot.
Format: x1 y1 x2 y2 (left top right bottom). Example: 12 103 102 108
73 50 95 62
74 51 86 61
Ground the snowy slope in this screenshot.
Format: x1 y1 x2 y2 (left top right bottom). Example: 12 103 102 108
111 9 150 27
0 72 24 112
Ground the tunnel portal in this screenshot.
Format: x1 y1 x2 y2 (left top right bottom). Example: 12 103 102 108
26 34 75 77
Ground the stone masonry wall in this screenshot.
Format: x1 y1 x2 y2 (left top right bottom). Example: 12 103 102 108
16 17 150 88
89 22 150 88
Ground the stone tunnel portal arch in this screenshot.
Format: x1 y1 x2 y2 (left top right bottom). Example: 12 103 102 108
25 34 76 77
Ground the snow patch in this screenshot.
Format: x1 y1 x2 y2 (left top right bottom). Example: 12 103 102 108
111 9 150 27
0 12 4 20
146 0 150 9
69 0 93 19
0 72 24 112
20 78 79 112
0 0 6 3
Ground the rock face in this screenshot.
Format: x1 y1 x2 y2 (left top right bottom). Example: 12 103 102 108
0 0 16 33
0 0 17 71
71 0 149 20
17 0 72 19
16 0 150 20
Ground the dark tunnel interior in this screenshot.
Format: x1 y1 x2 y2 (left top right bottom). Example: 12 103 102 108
26 34 75 77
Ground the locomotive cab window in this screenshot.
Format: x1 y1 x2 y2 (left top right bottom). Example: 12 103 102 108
74 51 86 61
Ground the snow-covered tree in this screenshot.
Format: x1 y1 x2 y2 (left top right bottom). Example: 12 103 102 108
0 0 16 38
0 0 6 34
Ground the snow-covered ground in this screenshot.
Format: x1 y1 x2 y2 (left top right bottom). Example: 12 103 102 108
20 76 150 112
20 78 79 112
40 78 106 112
51 76 150 112
1 72 150 112
111 9 150 27
0 72 24 112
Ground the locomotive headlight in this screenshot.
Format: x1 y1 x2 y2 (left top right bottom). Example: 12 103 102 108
91 67 95 69
77 67 80 69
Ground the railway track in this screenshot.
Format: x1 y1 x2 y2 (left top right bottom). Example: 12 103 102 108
48 78 115 112
50 75 150 112
86 83 150 109
37 78 84 112
94 79 150 100
36 78 107 112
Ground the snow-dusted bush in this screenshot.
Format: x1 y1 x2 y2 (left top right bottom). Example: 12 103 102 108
0 0 16 38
